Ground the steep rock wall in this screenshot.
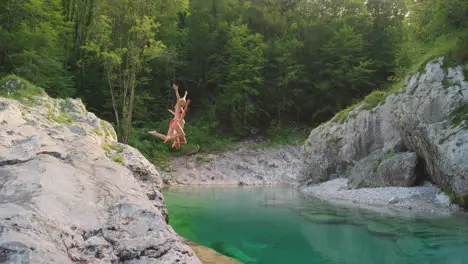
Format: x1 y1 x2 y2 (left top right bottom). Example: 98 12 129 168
299 57 468 205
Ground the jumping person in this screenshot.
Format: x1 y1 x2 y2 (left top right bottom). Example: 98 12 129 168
148 83 190 148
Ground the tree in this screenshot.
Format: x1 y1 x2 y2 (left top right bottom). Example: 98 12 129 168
81 0 165 143
213 19 266 135
0 0 73 97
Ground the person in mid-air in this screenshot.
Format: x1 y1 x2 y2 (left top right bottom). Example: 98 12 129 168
148 83 189 148
167 97 190 148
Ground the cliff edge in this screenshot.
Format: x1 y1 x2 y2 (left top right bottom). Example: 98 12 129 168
0 78 201 263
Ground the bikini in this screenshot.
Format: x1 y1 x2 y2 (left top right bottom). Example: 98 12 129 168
169 108 184 127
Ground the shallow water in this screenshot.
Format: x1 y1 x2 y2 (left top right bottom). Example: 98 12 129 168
164 186 468 264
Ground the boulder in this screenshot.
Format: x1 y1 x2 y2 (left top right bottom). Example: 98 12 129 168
376 152 419 187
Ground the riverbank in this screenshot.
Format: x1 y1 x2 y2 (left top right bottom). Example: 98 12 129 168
161 139 303 187
300 178 462 217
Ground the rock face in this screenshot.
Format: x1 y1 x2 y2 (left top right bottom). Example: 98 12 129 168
299 57 468 205
0 89 201 263
163 140 302 187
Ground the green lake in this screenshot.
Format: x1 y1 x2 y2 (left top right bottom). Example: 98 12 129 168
164 186 468 264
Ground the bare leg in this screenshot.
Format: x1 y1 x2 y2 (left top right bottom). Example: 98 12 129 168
165 122 185 142
148 131 168 141
177 135 187 144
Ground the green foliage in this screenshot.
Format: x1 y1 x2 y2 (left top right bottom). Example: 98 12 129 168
212 19 267 135
361 90 387 111
111 155 124 165
91 128 103 136
195 155 212 163
45 102 74 124
450 102 468 128
443 185 468 210
8 0 468 175
100 120 117 140
102 143 123 153
0 75 44 101
330 104 359 124
443 79 454 89
383 153 395 160
250 122 308 149
397 0 468 77
0 0 73 97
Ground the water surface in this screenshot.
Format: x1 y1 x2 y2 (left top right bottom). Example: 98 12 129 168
164 186 468 264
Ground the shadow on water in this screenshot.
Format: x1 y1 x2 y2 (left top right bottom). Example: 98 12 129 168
164 186 468 264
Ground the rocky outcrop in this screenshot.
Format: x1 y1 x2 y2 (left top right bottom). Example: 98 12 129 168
299 57 468 207
163 140 302 187
0 85 201 263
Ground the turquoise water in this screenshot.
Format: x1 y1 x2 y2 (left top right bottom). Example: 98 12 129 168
164 186 468 264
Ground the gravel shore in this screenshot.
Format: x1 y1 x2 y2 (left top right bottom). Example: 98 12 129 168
300 178 461 216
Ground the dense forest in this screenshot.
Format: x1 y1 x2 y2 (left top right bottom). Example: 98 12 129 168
1 0 468 164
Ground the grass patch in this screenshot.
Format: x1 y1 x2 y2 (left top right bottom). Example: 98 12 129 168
372 153 396 171
450 102 468 128
195 155 213 163
44 101 74 125
59 99 76 113
46 108 73 124
111 155 124 165
0 75 44 106
329 88 394 125
0 75 44 99
102 143 123 153
361 90 388 111
383 152 395 160
91 128 103 136
330 104 359 124
443 79 454 89
100 120 117 140
443 185 468 210
372 160 381 171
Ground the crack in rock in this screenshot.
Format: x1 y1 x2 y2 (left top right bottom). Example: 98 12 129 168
0 158 35 167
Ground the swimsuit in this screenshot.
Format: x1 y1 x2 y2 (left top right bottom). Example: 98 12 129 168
169 109 185 127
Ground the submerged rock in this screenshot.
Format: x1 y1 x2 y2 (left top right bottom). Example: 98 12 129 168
0 90 201 263
299 57 468 207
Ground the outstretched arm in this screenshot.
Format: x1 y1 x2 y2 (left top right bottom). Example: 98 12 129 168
172 83 181 101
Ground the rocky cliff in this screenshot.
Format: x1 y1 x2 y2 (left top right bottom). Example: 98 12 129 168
0 80 201 263
299 57 468 207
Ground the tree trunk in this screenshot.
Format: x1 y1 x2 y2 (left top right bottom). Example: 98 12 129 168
106 63 121 141
124 72 136 144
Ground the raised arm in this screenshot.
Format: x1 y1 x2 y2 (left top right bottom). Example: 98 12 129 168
180 99 190 119
172 83 181 101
